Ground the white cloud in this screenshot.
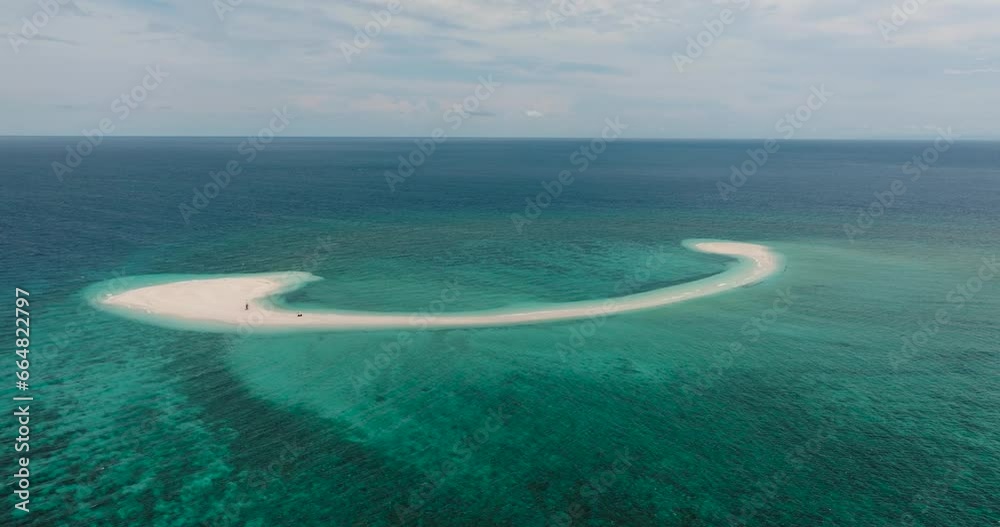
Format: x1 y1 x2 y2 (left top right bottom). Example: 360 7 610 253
944 67 1000 75
3 0 1000 137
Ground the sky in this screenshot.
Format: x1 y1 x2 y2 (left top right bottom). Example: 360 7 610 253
2 0 999 138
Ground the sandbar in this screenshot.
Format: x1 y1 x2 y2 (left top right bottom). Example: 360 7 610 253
90 240 783 333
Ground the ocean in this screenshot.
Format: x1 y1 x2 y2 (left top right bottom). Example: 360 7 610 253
2 137 998 526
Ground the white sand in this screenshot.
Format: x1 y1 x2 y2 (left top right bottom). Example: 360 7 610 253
95 241 782 332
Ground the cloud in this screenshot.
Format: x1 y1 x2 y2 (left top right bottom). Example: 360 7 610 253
3 0 1000 137
351 95 431 115
944 67 1000 75
19 34 78 46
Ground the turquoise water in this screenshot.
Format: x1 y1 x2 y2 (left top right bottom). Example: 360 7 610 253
84 239 781 333
2 138 998 525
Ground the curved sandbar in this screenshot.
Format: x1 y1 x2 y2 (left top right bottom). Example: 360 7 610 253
90 240 783 333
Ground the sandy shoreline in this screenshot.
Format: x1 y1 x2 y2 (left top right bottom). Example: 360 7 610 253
92 240 782 332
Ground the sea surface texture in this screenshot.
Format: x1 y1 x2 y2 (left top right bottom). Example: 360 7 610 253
2 138 998 526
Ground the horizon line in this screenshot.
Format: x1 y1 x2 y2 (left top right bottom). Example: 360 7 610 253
1 135 997 142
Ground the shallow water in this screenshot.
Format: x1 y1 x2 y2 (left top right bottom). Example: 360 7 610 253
2 138 998 526
88 240 782 333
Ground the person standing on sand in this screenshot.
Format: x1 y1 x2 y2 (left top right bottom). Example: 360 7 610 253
245 303 248 311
